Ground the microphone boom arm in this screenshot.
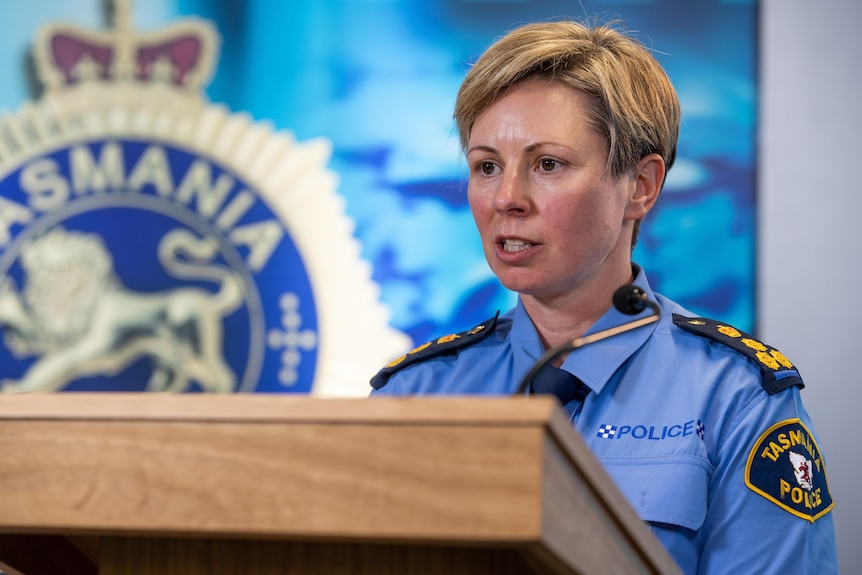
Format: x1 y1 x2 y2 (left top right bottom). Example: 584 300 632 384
514 287 661 396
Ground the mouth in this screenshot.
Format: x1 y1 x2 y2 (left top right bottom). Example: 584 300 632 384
499 238 535 253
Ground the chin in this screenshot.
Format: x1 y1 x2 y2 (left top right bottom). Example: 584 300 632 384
496 276 541 297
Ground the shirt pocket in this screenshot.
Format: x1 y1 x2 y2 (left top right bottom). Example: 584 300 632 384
599 456 711 531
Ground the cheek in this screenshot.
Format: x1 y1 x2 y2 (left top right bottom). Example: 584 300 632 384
542 191 593 227
573 181 629 220
541 189 621 243
467 188 492 229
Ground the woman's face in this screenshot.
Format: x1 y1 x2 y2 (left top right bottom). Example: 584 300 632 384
466 77 649 304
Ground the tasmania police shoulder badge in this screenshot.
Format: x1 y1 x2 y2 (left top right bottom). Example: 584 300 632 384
672 314 803 395
0 4 409 396
745 418 833 522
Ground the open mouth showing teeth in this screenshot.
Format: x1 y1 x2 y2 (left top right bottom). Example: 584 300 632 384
502 239 533 253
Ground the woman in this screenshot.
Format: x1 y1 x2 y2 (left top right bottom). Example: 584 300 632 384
371 20 837 574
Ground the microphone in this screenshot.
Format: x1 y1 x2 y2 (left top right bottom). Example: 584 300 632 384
513 284 661 397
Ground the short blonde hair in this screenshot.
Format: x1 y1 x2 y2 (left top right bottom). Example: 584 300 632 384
455 20 680 186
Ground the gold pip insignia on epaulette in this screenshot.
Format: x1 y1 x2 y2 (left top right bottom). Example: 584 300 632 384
672 314 803 395
370 313 499 390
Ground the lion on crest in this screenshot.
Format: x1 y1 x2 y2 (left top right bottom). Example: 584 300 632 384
0 227 245 393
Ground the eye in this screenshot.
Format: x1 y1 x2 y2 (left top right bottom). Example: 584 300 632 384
540 158 558 171
478 161 497 175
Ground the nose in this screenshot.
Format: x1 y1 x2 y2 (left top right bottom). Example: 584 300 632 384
493 171 531 216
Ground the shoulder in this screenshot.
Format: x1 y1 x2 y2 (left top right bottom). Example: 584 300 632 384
670 313 803 395
370 313 502 390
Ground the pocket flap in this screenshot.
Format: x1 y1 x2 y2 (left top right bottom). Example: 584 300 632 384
600 457 710 530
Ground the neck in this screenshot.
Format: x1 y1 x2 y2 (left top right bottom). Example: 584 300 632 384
521 266 636 363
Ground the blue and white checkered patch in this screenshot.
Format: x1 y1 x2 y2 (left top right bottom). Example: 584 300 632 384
597 424 618 439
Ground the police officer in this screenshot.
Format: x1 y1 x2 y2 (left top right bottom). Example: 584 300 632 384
370 20 837 574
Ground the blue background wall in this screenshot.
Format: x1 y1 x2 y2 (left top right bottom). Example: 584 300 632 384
0 0 758 347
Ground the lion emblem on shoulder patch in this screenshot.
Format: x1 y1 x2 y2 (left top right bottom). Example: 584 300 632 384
0 227 244 393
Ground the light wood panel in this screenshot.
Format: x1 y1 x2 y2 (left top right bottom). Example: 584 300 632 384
0 394 680 574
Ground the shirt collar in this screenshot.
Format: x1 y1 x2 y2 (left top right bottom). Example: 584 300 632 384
510 265 660 395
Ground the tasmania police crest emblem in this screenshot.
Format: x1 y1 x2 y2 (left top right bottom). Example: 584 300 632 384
745 419 833 522
0 2 408 395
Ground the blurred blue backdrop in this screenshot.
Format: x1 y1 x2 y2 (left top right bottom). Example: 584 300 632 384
0 0 757 348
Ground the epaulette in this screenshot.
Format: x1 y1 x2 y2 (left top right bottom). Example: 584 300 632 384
672 314 803 395
370 313 499 390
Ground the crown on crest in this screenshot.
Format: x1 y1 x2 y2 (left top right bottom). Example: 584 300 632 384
32 0 220 92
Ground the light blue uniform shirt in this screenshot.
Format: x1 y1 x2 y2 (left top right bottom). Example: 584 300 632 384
371 267 838 574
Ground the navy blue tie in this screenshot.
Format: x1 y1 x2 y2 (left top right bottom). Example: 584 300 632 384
530 363 590 406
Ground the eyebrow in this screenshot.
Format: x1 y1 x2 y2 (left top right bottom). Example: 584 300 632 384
466 142 565 155
466 144 497 156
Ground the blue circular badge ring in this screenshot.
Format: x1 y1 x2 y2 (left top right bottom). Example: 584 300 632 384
0 138 318 394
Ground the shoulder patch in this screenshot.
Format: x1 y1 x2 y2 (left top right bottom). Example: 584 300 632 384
370 313 499 390
672 314 803 395
745 418 833 522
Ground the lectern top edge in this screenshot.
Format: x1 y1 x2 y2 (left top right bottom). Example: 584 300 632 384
0 392 560 426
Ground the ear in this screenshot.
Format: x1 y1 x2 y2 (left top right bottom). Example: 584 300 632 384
625 153 665 221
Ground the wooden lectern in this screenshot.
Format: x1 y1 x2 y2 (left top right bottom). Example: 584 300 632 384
0 394 681 574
